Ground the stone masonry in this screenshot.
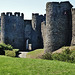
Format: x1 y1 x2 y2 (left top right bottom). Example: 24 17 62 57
44 1 73 52
1 12 45 50
1 1 75 52
71 8 75 45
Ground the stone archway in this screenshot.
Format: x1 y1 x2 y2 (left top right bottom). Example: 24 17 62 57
26 39 32 50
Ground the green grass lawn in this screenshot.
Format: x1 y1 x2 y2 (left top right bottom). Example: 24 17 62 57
0 55 75 75
26 49 44 59
26 46 75 59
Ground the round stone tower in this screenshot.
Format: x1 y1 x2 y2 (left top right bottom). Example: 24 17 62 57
1 13 6 43
44 2 72 53
71 8 75 45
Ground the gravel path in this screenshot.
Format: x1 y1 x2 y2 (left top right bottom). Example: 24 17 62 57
18 51 28 58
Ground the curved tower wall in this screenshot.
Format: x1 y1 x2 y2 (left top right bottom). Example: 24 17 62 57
45 2 72 52
1 13 6 43
41 21 46 47
1 12 25 50
71 9 75 45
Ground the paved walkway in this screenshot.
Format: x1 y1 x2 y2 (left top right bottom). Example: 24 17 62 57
18 51 28 58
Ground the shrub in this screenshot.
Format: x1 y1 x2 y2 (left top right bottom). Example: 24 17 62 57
6 44 13 50
0 43 20 57
42 52 52 60
0 43 13 50
0 43 13 55
5 50 16 57
52 48 71 62
13 49 19 57
52 53 71 62
52 53 61 60
62 48 71 55
5 49 19 57
13 49 19 52
70 51 75 63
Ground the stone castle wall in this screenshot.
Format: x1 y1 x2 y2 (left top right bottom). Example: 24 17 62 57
41 21 46 47
32 13 45 49
44 1 72 52
1 1 75 51
1 12 25 50
71 9 75 45
24 20 32 49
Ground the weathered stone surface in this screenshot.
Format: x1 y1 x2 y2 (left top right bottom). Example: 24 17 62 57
71 8 75 45
32 13 45 49
1 1 75 52
41 21 46 47
1 12 25 50
44 1 72 53
1 12 45 50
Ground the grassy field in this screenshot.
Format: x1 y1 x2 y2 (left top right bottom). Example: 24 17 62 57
27 46 75 59
0 55 75 75
26 49 44 59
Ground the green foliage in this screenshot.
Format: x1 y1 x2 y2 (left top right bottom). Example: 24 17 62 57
62 48 71 54
52 53 62 60
70 51 75 62
52 48 74 62
0 43 19 57
42 52 52 60
13 49 19 52
0 43 13 55
5 49 19 57
0 43 13 50
52 53 71 62
5 50 16 57
42 48 75 63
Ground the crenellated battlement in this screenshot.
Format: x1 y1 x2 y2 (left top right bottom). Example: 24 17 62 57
1 1 75 51
46 1 73 6
60 1 73 7
46 1 73 10
32 13 46 18
32 13 39 16
1 12 24 19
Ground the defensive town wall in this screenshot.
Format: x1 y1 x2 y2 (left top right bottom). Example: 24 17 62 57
1 12 25 50
1 1 75 52
32 13 46 49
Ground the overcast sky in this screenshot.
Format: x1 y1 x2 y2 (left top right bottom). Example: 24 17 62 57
0 0 74 19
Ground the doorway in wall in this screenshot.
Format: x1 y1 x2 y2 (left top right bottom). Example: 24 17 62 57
26 39 32 50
